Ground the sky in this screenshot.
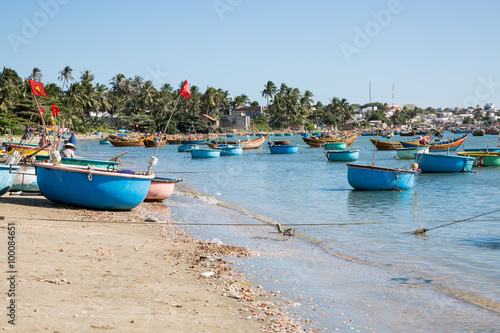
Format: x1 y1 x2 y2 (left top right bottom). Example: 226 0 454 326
1 0 499 109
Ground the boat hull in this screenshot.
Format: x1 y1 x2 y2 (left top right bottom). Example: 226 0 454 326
269 145 299 154
145 177 182 202
370 138 404 150
35 163 152 210
0 165 20 196
178 144 200 152
347 164 417 190
144 139 167 147
11 164 39 192
217 145 243 155
191 149 220 158
302 132 361 148
324 142 347 150
401 135 467 152
457 152 500 166
36 156 119 169
326 150 359 161
415 153 474 172
396 147 429 159
99 140 111 145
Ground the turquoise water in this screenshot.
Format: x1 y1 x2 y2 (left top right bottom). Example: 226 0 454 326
77 133 500 331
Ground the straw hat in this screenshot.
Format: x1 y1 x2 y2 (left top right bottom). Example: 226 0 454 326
64 143 76 150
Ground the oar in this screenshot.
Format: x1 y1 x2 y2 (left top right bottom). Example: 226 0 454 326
108 151 128 161
25 143 52 160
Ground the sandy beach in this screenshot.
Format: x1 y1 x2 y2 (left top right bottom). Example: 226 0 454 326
0 193 309 332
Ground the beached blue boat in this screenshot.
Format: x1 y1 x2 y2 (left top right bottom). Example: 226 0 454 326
191 149 220 158
346 164 419 190
0 165 20 196
324 142 347 150
35 163 153 210
325 149 359 161
11 164 39 192
269 145 299 154
414 153 474 172
217 144 243 156
178 144 200 152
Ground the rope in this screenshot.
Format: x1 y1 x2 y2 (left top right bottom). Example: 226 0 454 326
87 165 94 181
413 208 500 235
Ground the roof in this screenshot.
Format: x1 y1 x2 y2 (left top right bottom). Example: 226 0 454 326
202 114 217 122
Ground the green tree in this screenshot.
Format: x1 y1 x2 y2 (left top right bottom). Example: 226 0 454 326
58 66 74 91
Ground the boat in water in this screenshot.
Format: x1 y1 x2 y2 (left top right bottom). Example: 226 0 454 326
346 164 419 190
324 142 347 150
457 151 500 167
216 144 243 156
35 163 153 210
396 147 429 159
325 149 359 161
400 134 468 152
191 149 220 158
302 132 361 148
269 144 299 154
207 134 269 150
414 153 474 172
178 144 200 152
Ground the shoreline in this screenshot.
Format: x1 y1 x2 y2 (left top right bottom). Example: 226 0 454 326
0 195 312 332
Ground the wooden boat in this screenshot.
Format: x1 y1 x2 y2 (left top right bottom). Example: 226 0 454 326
396 147 429 159
463 147 500 153
0 165 20 196
414 153 474 172
217 144 243 156
168 134 216 145
472 129 485 136
399 131 416 136
324 142 347 150
3 142 50 156
144 177 184 202
191 149 220 158
35 156 119 169
400 134 468 152
325 149 359 161
269 144 299 154
35 163 153 210
108 135 150 147
457 151 500 166
346 164 419 190
144 137 167 147
485 128 499 135
178 144 200 152
451 128 471 134
302 132 361 148
10 163 39 192
207 134 269 150
369 138 403 150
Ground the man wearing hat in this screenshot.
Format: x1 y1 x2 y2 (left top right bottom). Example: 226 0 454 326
61 143 77 158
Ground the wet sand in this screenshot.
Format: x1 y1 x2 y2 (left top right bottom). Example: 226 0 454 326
0 195 309 332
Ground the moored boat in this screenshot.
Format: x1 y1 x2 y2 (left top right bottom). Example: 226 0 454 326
472 129 485 136
346 164 419 190
325 149 359 161
396 147 429 159
178 144 200 152
457 151 500 167
217 144 243 156
207 134 269 150
1 164 20 196
414 153 474 172
269 144 299 154
35 163 153 210
108 135 150 147
191 149 220 158
144 137 167 147
144 177 184 202
302 132 361 148
369 138 403 150
324 142 347 150
401 134 468 152
463 147 500 153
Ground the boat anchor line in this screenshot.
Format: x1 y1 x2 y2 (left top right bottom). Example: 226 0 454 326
412 208 500 235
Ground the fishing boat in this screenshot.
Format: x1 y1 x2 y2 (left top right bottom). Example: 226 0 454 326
302 132 361 148
35 163 153 210
216 144 243 156
399 130 416 136
324 142 347 150
99 139 111 145
325 149 359 161
463 147 500 153
35 156 120 169
414 153 474 172
10 163 39 192
178 144 200 152
346 164 419 190
144 137 167 147
369 138 403 150
108 135 150 147
269 144 299 154
207 134 269 150
396 147 429 159
191 149 220 158
144 177 184 202
457 151 500 167
0 165 20 196
400 134 468 152
3 142 50 156
472 129 485 136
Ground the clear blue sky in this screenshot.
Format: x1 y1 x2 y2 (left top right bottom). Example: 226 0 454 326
1 0 499 109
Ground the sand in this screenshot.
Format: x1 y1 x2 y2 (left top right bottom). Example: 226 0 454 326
0 194 309 332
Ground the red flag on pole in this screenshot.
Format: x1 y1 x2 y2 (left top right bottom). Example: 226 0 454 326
180 80 191 100
38 106 45 115
52 104 60 116
29 79 49 97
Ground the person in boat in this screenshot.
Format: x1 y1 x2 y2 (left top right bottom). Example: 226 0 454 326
60 143 77 158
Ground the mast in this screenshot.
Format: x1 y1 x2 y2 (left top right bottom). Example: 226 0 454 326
369 81 372 104
392 85 395 107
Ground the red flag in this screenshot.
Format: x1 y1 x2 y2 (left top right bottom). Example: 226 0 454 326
38 106 45 115
180 80 191 100
29 79 49 97
52 104 60 116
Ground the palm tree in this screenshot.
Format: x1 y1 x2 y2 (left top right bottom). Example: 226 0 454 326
58 66 74 91
0 67 23 113
80 70 95 84
261 80 277 109
28 67 42 81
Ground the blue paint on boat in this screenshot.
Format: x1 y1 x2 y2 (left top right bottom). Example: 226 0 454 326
347 164 418 190
191 149 220 158
35 163 152 210
269 145 299 154
415 153 474 172
178 144 200 152
217 144 243 156
99 139 111 144
0 165 20 196
463 147 500 153
326 149 359 161
324 142 347 150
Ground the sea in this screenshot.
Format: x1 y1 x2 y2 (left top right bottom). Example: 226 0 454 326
78 133 500 332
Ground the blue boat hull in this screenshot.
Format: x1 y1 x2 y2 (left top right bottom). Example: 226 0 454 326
219 147 243 155
269 145 299 154
99 140 111 144
347 164 417 190
178 144 200 152
463 148 500 153
326 150 359 161
415 153 474 172
36 164 152 210
0 165 19 196
191 149 220 158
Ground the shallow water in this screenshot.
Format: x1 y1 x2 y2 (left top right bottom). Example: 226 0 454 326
78 133 500 331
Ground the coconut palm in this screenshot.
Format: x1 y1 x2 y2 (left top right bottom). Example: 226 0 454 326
80 70 95 84
58 66 74 91
28 67 43 81
261 80 277 109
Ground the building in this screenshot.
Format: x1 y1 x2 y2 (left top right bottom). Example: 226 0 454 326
230 106 267 119
220 113 250 129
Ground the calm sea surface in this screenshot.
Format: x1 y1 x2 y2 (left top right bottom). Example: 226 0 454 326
78 132 500 332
